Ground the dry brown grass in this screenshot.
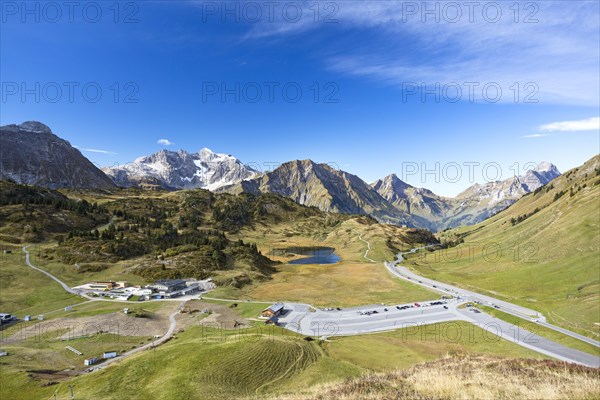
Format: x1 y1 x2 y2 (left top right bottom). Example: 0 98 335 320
274 355 600 400
225 218 437 307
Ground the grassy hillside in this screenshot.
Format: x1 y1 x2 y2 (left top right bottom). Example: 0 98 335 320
283 355 600 400
1 321 550 400
408 155 600 338
0 250 81 316
0 181 109 243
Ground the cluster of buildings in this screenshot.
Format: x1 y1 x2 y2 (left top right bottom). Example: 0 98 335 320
73 279 216 301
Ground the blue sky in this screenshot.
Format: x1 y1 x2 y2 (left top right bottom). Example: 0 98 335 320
1 0 599 196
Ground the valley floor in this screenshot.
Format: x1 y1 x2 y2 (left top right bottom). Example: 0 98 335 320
1 229 599 399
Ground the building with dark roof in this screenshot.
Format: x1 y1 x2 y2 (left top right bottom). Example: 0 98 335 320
261 303 285 318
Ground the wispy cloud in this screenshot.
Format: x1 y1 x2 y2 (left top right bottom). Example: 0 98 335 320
74 146 117 155
236 1 600 106
523 133 549 138
539 117 600 132
157 139 175 146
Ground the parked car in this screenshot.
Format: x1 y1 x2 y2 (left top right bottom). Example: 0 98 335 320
0 313 16 325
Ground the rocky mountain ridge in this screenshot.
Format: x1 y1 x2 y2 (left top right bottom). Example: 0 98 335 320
0 121 115 189
372 162 561 230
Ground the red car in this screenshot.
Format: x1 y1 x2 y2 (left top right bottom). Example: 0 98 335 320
414 303 420 307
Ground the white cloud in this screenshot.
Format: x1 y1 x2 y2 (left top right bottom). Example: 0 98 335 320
157 139 175 146
539 117 600 132
74 146 117 155
523 134 549 138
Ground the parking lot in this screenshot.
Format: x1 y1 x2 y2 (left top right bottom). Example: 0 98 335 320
277 300 467 337
274 300 600 367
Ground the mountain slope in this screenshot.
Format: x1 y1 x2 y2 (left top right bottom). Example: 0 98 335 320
0 121 115 189
0 180 110 242
285 356 600 400
223 159 427 227
410 154 600 337
372 162 561 231
371 174 452 223
102 148 257 190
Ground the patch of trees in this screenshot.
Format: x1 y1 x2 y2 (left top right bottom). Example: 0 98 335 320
440 236 464 248
212 199 252 231
553 190 567 202
135 265 184 281
510 207 540 226
48 191 327 284
0 183 106 217
134 238 272 283
76 263 108 273
569 184 587 197
534 183 555 196
403 228 440 246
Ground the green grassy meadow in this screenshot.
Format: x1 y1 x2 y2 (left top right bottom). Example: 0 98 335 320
408 160 600 338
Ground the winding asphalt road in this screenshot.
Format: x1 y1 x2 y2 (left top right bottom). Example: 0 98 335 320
386 249 600 348
457 307 599 367
23 245 93 299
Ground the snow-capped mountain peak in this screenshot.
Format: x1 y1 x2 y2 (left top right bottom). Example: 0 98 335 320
198 147 236 163
535 161 555 172
102 148 257 190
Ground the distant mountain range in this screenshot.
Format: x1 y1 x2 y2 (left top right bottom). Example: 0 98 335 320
371 162 561 230
222 159 559 231
0 121 563 231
